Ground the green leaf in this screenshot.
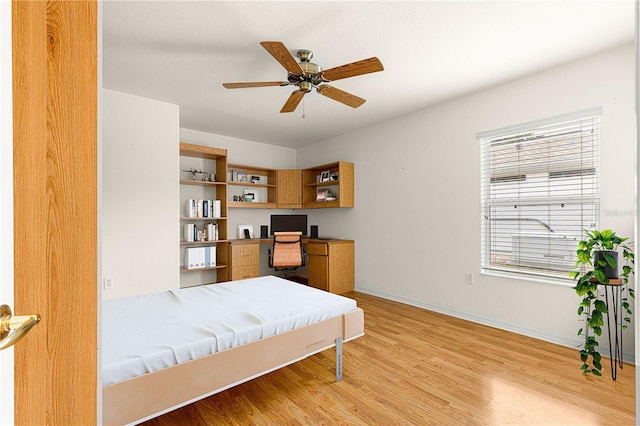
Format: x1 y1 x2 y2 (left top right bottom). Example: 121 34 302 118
592 326 602 336
594 300 608 313
577 251 591 264
592 369 602 377
602 251 617 268
594 268 607 283
577 306 584 316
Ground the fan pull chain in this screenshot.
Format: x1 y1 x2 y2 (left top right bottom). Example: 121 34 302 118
302 96 306 119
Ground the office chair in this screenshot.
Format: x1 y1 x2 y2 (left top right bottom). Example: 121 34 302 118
268 231 306 278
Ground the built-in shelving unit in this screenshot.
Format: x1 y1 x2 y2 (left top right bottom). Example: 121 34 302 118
179 142 229 286
226 162 354 210
227 164 277 208
302 161 354 208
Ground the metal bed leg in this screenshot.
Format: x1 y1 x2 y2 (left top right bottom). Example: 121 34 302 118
335 336 343 382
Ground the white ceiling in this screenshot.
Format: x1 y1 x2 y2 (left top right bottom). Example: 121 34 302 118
103 1 634 149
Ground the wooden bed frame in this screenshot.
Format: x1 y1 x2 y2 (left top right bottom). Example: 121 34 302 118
102 307 364 425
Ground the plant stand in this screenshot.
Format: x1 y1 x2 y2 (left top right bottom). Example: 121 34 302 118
600 280 624 380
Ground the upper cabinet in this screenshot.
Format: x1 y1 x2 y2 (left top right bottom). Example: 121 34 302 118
227 161 354 209
303 162 354 209
276 169 302 208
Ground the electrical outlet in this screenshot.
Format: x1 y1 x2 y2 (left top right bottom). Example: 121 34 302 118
104 277 113 290
465 273 474 285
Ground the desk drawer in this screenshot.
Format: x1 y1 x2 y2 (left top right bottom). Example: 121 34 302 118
307 243 328 256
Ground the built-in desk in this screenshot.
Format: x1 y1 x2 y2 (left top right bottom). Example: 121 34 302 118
228 238 354 294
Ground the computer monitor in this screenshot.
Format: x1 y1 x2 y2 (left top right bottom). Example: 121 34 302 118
270 214 308 236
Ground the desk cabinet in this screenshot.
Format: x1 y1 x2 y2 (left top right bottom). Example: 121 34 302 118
230 242 260 280
307 240 354 294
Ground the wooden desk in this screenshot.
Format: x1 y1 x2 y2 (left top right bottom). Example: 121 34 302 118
228 238 354 294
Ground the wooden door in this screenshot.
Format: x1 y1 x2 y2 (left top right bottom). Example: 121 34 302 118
0 2 13 422
12 1 98 424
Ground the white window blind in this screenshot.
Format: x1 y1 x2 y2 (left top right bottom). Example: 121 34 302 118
479 108 601 281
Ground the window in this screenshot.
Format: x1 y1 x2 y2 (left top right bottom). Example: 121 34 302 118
479 108 601 281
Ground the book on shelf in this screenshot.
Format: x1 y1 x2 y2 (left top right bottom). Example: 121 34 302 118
185 199 196 218
206 223 217 241
196 200 203 218
185 199 220 218
205 246 216 267
184 246 216 270
183 223 197 242
184 247 196 269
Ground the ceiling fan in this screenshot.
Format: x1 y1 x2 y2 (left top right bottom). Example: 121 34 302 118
222 41 384 113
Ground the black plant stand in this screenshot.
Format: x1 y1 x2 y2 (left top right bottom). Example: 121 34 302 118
600 280 623 380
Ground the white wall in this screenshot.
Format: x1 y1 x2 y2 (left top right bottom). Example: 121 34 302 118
102 89 180 299
297 44 636 356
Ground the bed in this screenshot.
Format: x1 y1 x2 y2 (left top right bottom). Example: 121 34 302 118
101 275 364 425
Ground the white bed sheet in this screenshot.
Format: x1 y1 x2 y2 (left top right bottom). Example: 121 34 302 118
102 275 358 386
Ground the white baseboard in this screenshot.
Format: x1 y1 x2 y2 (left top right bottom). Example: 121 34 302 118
354 286 634 364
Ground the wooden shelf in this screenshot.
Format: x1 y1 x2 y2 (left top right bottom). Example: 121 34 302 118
180 264 227 273
228 163 277 206
305 179 342 188
180 142 229 284
180 143 226 160
180 179 226 187
303 200 341 209
228 201 276 209
180 240 227 246
228 181 275 189
226 162 353 210
302 162 354 208
180 217 227 221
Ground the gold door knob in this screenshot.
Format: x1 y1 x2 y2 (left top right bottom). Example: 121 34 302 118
0 305 41 351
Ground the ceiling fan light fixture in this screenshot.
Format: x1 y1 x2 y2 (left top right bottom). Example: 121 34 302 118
223 41 384 114
300 61 321 75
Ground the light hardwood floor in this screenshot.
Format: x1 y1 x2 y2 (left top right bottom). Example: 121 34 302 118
142 291 635 425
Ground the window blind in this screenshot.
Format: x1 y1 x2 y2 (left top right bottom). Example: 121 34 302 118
479 110 601 281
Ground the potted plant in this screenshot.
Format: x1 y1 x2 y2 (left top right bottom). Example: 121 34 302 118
570 229 634 376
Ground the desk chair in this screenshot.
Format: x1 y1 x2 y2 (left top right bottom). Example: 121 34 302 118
268 231 306 278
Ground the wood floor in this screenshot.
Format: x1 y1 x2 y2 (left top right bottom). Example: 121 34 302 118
141 291 635 425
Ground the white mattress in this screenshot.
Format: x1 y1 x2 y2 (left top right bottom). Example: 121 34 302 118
102 275 358 386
